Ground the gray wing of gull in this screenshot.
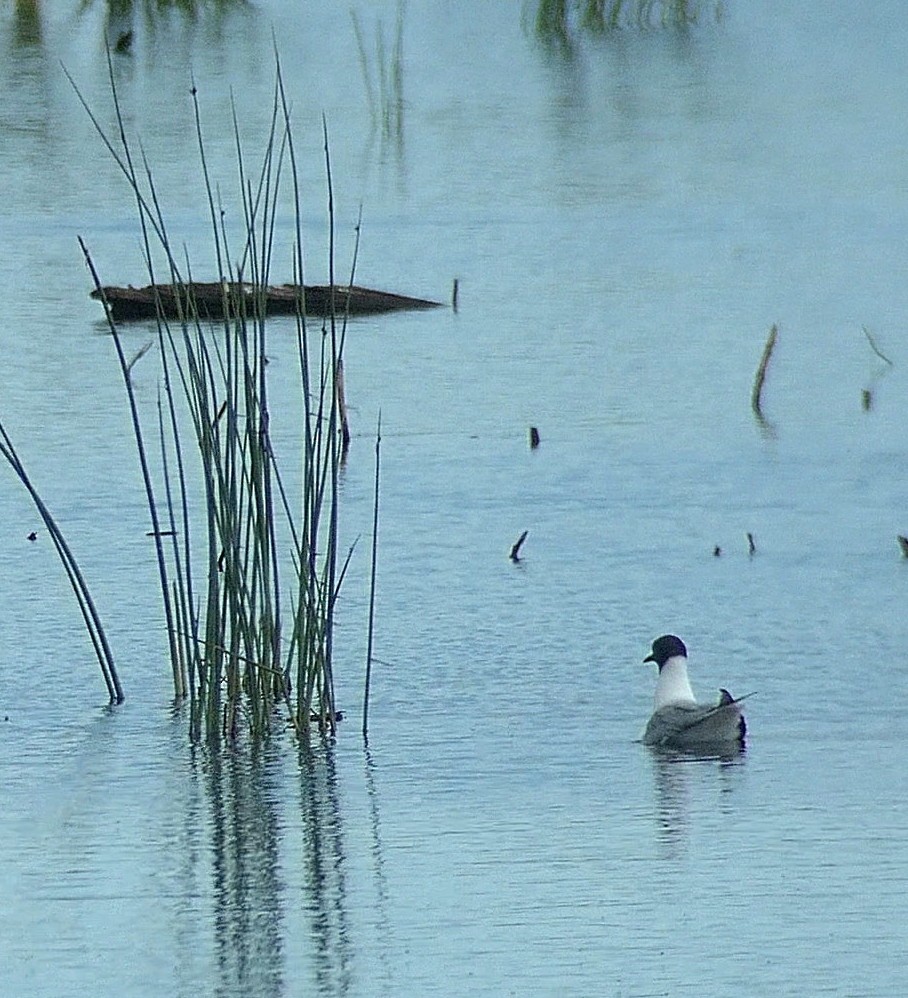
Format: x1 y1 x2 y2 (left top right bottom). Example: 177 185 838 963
643 697 746 748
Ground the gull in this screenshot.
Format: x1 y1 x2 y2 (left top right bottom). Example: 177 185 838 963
641 634 747 749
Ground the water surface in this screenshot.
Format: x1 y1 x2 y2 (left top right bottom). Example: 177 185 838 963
1 2 907 995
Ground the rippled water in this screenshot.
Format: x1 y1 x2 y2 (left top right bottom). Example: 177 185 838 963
2 2 908 995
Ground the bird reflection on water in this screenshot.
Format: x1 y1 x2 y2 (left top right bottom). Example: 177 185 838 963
647 742 746 859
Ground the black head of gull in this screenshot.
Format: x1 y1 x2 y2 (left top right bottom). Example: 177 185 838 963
643 634 689 669
641 634 747 749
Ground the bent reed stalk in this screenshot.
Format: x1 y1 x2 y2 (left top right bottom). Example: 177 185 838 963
72 51 355 742
0 423 123 704
751 323 778 421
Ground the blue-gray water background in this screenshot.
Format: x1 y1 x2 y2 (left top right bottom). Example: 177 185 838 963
1 2 907 995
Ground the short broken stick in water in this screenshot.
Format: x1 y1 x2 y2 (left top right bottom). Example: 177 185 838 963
510 530 529 562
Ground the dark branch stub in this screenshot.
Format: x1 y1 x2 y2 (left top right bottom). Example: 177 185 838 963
510 530 529 562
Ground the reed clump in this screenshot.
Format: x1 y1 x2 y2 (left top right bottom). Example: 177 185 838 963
72 53 359 742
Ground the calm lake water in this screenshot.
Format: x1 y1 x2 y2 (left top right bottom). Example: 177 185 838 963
2 2 908 995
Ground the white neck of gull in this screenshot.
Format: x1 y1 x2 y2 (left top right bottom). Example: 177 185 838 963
654 654 696 709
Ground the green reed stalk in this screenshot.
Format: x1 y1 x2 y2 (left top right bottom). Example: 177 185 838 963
72 52 186 693
81 239 186 700
751 323 778 420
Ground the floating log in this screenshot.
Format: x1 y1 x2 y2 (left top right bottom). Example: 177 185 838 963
91 281 443 322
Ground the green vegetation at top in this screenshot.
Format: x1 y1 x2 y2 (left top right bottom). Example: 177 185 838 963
533 0 724 40
77 0 249 13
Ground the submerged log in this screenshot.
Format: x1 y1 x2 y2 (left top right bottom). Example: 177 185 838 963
90 281 443 322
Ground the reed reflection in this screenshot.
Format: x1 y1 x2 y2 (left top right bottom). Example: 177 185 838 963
364 744 393 990
352 6 407 179
4 0 52 139
11 0 42 46
297 742 353 998
203 745 286 998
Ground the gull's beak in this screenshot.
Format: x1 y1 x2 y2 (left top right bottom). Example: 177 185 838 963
643 652 655 663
